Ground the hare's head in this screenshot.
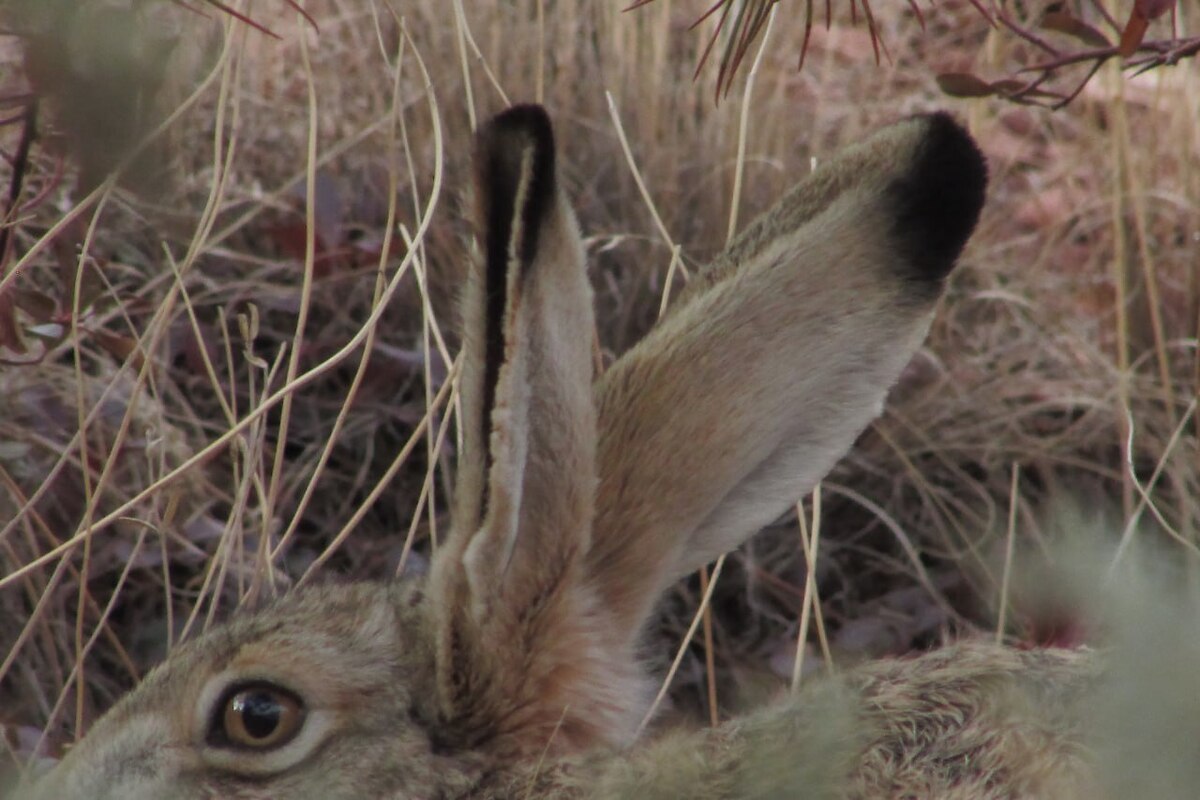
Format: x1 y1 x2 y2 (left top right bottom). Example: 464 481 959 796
20 104 986 799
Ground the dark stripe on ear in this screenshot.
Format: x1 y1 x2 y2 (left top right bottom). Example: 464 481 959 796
486 104 558 264
472 104 559 516
887 112 988 284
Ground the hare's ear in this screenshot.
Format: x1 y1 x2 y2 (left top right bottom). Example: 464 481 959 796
428 106 619 755
589 113 988 632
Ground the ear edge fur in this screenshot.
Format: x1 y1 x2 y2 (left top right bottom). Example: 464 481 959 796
475 103 558 273
472 103 559 520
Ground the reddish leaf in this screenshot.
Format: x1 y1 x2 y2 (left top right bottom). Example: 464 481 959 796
267 220 321 262
937 72 996 98
1137 0 1176 19
1119 9 1151 57
14 289 58 322
1041 11 1111 48
0 285 25 355
91 328 144 369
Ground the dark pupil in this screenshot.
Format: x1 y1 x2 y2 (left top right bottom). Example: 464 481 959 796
236 691 282 739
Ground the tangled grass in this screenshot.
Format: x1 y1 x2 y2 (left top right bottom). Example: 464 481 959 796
0 0 1196 775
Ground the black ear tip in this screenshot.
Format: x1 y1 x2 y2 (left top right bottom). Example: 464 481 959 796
489 103 554 140
888 112 989 283
474 104 561 279
475 103 559 231
477 104 556 183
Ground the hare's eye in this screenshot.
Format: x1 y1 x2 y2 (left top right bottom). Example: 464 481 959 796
211 683 305 750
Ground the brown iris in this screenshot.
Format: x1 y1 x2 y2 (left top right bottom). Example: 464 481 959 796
212 683 305 750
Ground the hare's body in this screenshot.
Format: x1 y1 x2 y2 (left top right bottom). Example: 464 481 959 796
489 641 1100 800
18 106 1122 799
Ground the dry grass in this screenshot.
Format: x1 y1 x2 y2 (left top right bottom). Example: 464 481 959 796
0 0 1197 772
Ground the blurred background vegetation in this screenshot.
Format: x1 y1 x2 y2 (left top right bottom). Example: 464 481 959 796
0 0 1196 769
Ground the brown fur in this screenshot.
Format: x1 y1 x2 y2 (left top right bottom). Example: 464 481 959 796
16 106 1129 800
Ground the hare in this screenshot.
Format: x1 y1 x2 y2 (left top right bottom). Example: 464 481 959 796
14 104 1113 799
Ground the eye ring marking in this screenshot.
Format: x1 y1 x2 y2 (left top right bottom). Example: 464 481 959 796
209 682 306 750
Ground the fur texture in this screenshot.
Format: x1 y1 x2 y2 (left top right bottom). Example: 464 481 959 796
16 106 1125 800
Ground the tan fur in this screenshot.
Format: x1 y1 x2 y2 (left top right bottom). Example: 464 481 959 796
14 106 1134 800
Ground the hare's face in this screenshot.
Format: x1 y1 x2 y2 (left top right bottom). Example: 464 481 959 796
25 582 474 800
20 105 990 799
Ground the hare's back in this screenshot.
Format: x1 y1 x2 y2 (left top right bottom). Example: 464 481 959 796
848 642 1100 799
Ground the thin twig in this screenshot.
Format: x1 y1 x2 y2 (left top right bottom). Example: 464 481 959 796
0 99 37 267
